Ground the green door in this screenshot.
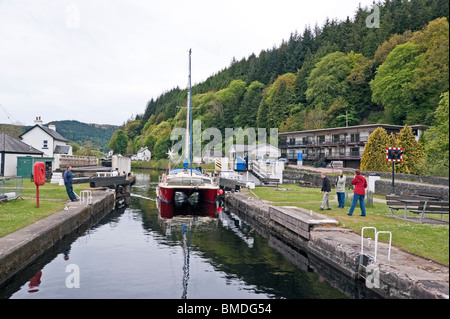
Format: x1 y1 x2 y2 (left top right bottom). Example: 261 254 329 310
17 157 33 179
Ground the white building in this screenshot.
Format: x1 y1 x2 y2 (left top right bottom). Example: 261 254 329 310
136 147 151 161
228 143 281 161
279 124 427 169
0 133 43 177
19 117 72 157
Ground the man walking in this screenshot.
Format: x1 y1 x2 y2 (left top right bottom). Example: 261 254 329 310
319 172 331 210
63 165 78 202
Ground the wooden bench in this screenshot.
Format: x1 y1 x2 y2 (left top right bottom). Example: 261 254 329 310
385 195 421 219
415 190 442 201
410 201 449 224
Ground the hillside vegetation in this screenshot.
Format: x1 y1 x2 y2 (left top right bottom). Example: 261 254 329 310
108 0 449 175
0 120 118 153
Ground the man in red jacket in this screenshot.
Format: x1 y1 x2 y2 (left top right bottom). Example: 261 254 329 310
347 169 367 216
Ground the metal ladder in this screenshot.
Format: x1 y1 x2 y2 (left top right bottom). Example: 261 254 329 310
358 227 392 288
79 190 93 205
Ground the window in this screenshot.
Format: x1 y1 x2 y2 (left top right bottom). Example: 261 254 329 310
332 134 340 142
350 133 360 142
350 147 359 157
43 140 48 149
303 136 313 144
317 135 325 144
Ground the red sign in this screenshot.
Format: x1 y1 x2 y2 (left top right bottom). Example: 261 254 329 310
386 147 403 162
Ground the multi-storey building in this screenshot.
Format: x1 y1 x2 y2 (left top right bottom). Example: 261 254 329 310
279 124 427 169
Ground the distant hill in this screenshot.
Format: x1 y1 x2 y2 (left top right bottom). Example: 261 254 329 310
45 120 119 152
0 120 119 152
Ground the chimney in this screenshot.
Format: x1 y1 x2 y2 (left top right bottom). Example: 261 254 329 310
49 122 56 131
34 116 43 127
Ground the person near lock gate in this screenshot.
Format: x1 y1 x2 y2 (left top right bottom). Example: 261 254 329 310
63 165 78 202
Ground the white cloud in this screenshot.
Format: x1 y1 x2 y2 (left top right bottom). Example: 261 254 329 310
0 0 375 126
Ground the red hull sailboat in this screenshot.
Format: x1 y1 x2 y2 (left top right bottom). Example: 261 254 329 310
157 50 219 206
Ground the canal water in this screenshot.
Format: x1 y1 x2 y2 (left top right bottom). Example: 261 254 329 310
2 170 350 299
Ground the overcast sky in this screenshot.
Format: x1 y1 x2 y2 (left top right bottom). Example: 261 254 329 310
0 0 376 126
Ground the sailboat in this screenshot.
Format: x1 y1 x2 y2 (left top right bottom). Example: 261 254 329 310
157 50 219 206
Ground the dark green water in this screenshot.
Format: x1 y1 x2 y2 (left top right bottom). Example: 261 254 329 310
3 170 349 299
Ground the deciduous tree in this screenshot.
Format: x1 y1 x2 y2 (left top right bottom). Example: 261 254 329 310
423 92 449 176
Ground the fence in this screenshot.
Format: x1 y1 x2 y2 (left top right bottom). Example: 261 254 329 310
0 176 24 201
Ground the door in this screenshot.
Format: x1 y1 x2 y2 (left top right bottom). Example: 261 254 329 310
17 157 33 179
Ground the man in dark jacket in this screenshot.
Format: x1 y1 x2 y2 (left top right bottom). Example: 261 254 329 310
63 165 78 202
319 172 331 210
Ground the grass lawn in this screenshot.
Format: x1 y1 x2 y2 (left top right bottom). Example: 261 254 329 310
248 184 449 266
0 199 66 237
0 181 91 238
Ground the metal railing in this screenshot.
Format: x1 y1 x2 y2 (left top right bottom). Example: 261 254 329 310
285 151 363 161
280 136 369 149
0 176 24 201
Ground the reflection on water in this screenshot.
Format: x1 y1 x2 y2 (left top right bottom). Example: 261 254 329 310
1 170 351 299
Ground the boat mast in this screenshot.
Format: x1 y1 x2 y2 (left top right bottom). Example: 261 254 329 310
184 49 193 173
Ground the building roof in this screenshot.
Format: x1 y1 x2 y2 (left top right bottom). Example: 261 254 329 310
19 124 68 142
54 145 71 154
278 124 428 136
0 133 44 155
137 147 150 153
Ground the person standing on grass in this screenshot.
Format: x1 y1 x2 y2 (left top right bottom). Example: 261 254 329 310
347 169 367 216
335 170 346 209
63 165 78 202
319 172 331 210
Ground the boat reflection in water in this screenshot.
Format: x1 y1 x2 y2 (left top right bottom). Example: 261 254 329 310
156 192 223 299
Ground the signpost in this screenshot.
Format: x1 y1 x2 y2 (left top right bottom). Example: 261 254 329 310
386 147 403 194
297 152 303 170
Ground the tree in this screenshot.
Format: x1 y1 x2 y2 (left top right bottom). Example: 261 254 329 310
108 130 118 152
301 106 328 130
263 73 296 129
373 30 413 65
153 135 172 160
143 134 157 152
238 81 264 128
410 18 449 124
360 127 391 172
395 124 425 175
306 51 352 109
423 92 449 176
216 79 247 127
293 49 315 104
115 130 128 155
256 98 269 129
370 42 423 124
124 120 143 141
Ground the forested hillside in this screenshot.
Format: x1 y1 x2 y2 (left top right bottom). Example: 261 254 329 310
109 0 449 164
0 120 118 152
51 120 119 152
